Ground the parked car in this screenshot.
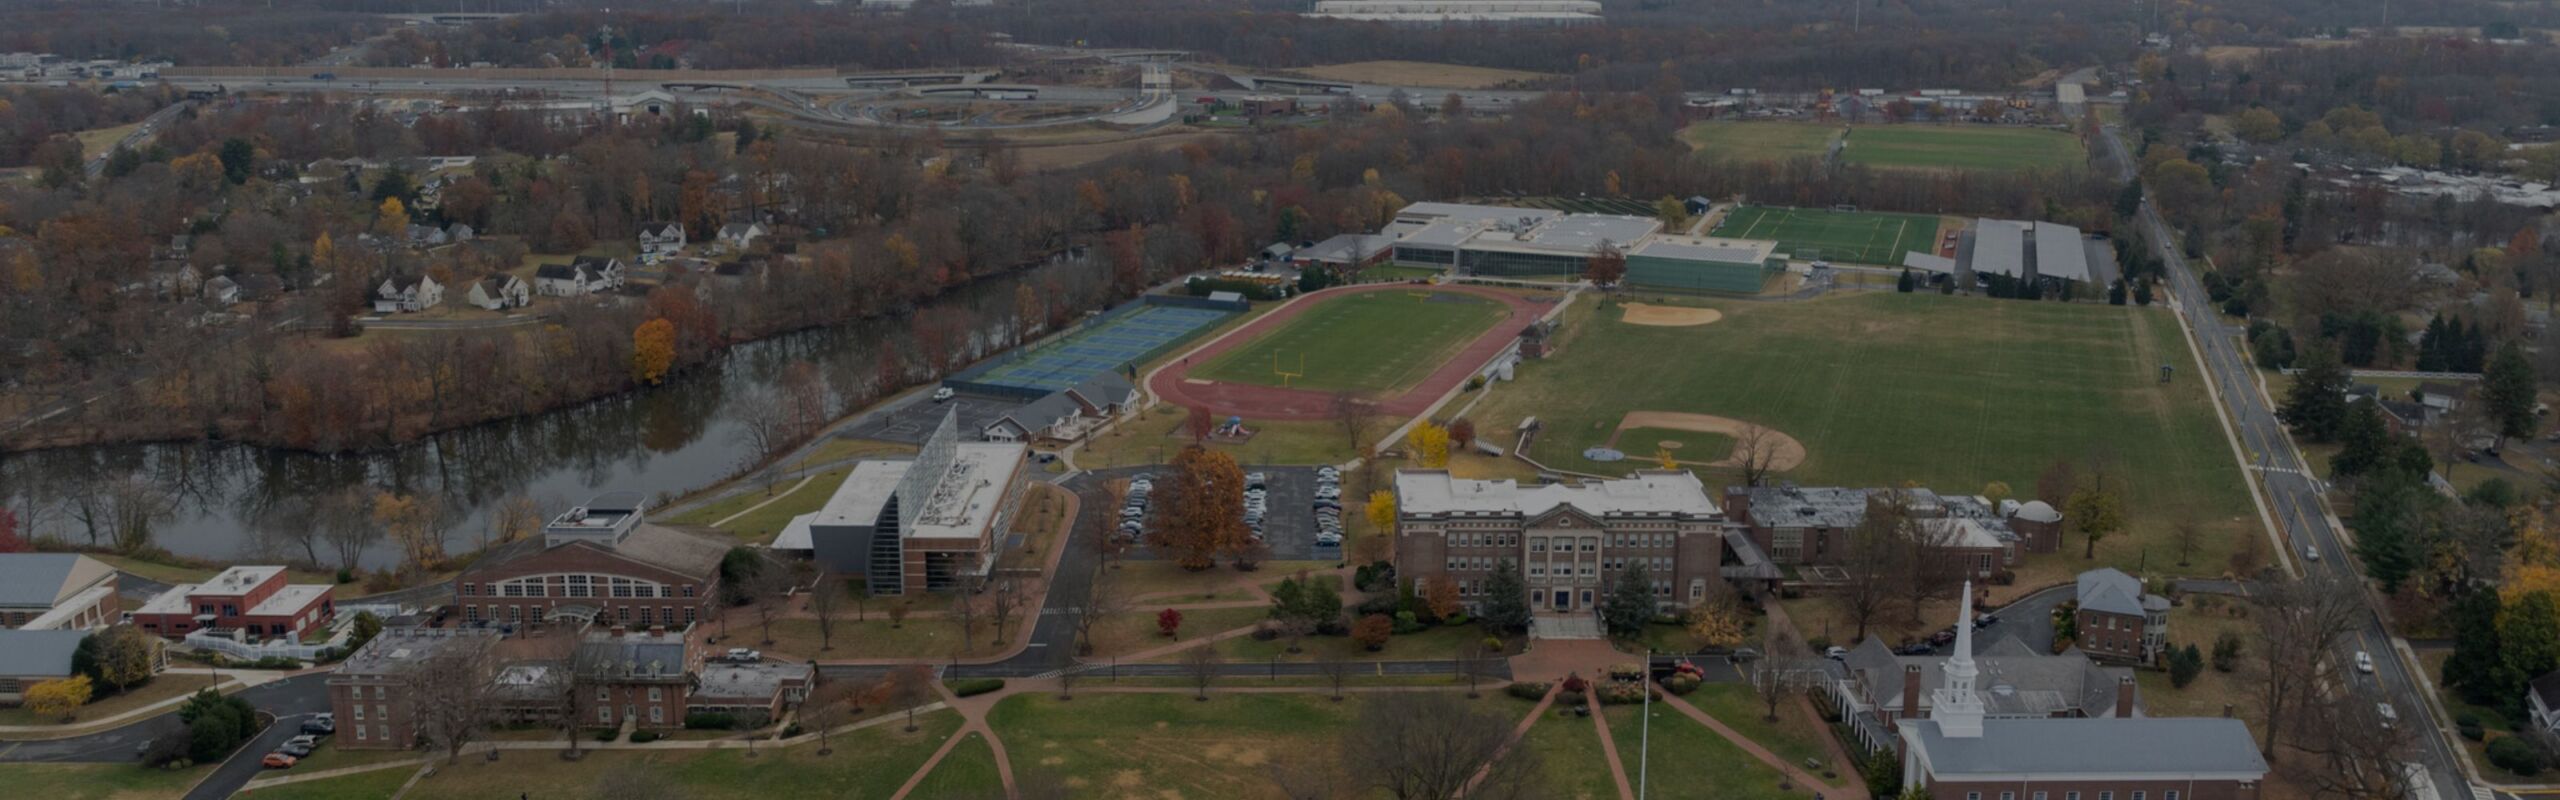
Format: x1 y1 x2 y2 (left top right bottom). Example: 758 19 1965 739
277 740 315 758
1896 643 1935 655
724 648 762 662
932 387 955 402
2376 702 2398 729
2305 545 2321 562
261 753 298 769
1824 646 1849 661
300 714 335 735
2355 651 2374 674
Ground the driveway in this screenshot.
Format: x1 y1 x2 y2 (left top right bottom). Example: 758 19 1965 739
0 673 331 764
1976 582 2075 656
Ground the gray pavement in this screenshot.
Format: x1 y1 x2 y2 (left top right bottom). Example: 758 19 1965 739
0 672 330 765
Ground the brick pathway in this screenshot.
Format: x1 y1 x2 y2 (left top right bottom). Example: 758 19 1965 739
1656 691 1851 799
1584 684 1637 800
1465 680 1561 796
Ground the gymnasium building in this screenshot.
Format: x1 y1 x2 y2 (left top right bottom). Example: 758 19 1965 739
1378 202 1785 290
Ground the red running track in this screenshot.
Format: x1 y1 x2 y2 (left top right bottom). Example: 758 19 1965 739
1149 283 1551 422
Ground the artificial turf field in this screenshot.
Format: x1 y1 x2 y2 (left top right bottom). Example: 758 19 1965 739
1710 205 1942 265
1468 292 2254 578
1192 290 1508 393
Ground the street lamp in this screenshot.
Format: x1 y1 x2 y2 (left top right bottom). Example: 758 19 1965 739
1637 647 1652 800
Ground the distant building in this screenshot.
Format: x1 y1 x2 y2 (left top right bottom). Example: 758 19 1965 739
2528 669 2560 735
715 222 766 251
1376 202 1783 289
2073 567 2169 665
1307 0 1602 25
1393 469 1767 615
1724 486 2047 573
637 222 686 265
783 410 1031 596
0 553 121 631
329 627 502 749
980 372 1140 443
466 274 531 310
691 659 814 726
453 494 731 629
371 274 444 313
132 566 336 641
1952 218 2102 294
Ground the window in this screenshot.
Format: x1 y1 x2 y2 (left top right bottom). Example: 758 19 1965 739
2099 792 2113 800
648 687 662 702
374 686 385 699
684 607 698 624
1581 538 1597 552
597 687 611 702
461 582 477 597
375 705 385 720
377 725 387 742
353 704 366 720
1965 793 1980 800
2130 793 2144 800
2163 793 2178 800
2066 793 2081 800
2034 794 2048 800
465 605 480 622
649 706 663 724
1530 539 1546 553
2002 793 2015 800
682 585 696 598
1529 565 1545 577
598 707 612 723
355 725 368 741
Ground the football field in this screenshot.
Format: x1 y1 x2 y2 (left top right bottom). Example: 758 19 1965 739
1191 290 1509 393
1710 206 1942 265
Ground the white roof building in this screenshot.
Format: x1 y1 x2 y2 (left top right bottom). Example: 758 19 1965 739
1395 470 1721 518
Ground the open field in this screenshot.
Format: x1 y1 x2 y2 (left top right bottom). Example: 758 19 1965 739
1468 292 2255 580
1605 705 1799 800
1193 290 1508 394
237 764 416 800
1611 426 1735 463
1839 124 2086 172
1295 60 1553 89
72 122 143 158
757 614 1025 661
1679 683 1833 768
1515 702 1619 800
988 692 1362 798
1679 121 1840 163
1710 205 1942 265
0 763 213 800
1092 606 1269 658
388 711 961 800
909 732 1007 799
1208 621 1502 663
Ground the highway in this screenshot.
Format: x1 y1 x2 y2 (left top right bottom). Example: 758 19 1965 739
2099 123 2475 799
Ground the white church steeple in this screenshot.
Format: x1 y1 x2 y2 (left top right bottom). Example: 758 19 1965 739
1931 581 1987 737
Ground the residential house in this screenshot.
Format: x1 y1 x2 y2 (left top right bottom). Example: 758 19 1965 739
452 493 729 629
466 274 531 310
328 627 502 749
404 224 451 249
637 221 686 264
371 275 444 313
446 223 475 242
131 566 337 641
690 660 813 726
2529 670 2560 735
0 553 121 630
0 629 103 706
148 262 202 299
716 222 766 251
571 256 627 292
235 274 285 303
2417 382 2467 413
2074 567 2168 665
533 263 593 297
202 276 242 306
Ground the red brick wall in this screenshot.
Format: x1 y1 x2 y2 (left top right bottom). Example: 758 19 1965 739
330 679 415 750
455 545 716 627
1923 777 2259 800
2074 609 2147 661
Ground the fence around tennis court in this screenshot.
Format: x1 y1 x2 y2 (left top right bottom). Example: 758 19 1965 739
942 295 1242 401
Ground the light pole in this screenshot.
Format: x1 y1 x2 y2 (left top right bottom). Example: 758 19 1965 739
1637 647 1652 800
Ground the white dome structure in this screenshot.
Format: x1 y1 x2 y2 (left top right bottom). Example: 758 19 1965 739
2014 500 2062 524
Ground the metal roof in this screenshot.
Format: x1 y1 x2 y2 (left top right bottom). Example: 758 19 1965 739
0 554 108 608
0 629 88 677
1906 717 2268 779
1630 235 1775 265
2030 222 2092 282
1969 219 2029 278
1396 469 1720 518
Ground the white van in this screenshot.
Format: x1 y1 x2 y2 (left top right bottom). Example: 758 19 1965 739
2376 702 2398 729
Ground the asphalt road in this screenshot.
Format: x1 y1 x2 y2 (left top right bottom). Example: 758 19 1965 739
0 672 330 765
2100 124 2471 799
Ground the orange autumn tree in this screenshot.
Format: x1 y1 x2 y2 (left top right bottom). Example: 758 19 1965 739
631 318 677 385
1148 445 1246 571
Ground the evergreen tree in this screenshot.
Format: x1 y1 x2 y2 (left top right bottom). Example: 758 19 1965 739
1302 577 1344 629
1479 559 1531 635
1897 270 1916 293
2444 590 2509 706
2115 182 2145 218
2331 401 2392 479
2485 341 2538 445
2350 479 2424 593
1268 576 1306 621
2107 280 2127 305
2280 342 2352 442
1599 562 1655 638
2417 317 2449 372
2133 279 2153 306
2170 643 2204 688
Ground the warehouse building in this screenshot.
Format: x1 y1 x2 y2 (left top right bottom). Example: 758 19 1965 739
1624 236 1786 292
1378 202 1784 289
1950 218 2108 294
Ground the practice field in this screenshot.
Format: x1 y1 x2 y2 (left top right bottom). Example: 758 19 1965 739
1296 60 1553 89
1840 124 2086 172
1192 290 1509 393
1467 293 2254 578
1711 205 1941 265
959 304 1233 395
1678 121 1840 163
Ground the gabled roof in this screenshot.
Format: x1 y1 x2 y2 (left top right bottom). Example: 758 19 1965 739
569 255 621 273
2532 669 2560 712
2076 567 2147 616
638 221 683 237
992 391 1083 434
465 523 728 580
1907 717 2267 779
1064 371 1135 408
0 554 113 608
1845 633 2135 718
533 263 578 281
0 629 92 677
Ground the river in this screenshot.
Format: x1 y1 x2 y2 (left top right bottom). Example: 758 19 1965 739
0 258 1091 569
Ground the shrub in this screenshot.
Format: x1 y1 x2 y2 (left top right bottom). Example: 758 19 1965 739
1391 611 1425 635
1595 680 1658 705
1606 663 1645 681
784 723 804 737
1560 675 1590 694
592 728 620 742
947 678 1006 698
2211 632 2243 673
1662 674 1701 696
1442 613 1471 627
2461 722 2486 741
2490 735 2546 776
628 731 660 743
1507 682 1552 701
684 712 737 730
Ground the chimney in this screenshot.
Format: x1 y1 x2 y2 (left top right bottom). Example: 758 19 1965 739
2115 675 2136 718
609 624 627 637
1902 664 1922 720
1723 486 1752 522
2223 703 2236 719
649 625 667 638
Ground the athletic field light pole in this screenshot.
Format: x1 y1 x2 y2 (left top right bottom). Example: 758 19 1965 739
1638 646 1652 800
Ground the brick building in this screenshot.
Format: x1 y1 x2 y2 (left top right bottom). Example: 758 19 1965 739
328 627 502 749
453 493 730 629
0 554 120 631
131 566 335 641
791 410 1032 596
2073 568 2169 665
691 660 815 726
1392 469 1768 614
571 625 694 730
1897 585 2267 800
1725 486 2037 576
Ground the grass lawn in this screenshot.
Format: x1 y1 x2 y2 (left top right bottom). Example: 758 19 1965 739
1680 683 1832 769
756 615 1023 661
1606 704 1800 800
908 732 1006 800
1097 606 1270 659
0 672 221 727
1679 121 1841 163
1709 205 1943 265
2133 599 2261 737
1515 704 1619 800
237 763 417 800
1472 292 2253 581
998 483 1073 572
1193 290 1509 394
1076 405 1357 467
662 467 849 542
989 693 1360 799
1839 124 2087 172
1213 622 1501 663
1616 426 1734 462
400 711 959 800
1109 559 1326 602
72 122 143 158
0 762 213 800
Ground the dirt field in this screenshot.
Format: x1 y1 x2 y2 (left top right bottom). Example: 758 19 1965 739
1619 302 1724 327
1294 60 1554 89
1611 410 1807 470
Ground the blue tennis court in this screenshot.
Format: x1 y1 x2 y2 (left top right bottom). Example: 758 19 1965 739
966 305 1234 394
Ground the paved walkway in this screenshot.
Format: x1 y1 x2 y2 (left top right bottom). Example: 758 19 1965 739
707 471 820 528
1467 681 1562 796
1585 684 1637 800
1655 691 1851 799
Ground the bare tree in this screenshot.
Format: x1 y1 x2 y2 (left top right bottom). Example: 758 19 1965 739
1456 639 1498 698
251 496 324 566
316 487 379 575
1093 479 1131 570
986 578 1024 647
1752 656 1823 724
885 664 935 733
2291 690 2421 799
1316 654 1355 702
749 564 795 647
808 574 842 652
533 624 616 755
1834 501 1908 643
409 635 502 764
1341 693 1543 800
799 679 863 756
1900 514 1967 626
729 385 792 463
2170 517 2204 567
2251 574 2369 758
1331 391 1381 459
1068 562 1124 657
489 492 545 549
1732 423 1786 487
1182 645 1220 701
948 575 985 654
1056 663 1082 700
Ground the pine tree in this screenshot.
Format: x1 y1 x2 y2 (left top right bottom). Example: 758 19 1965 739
2444 590 2508 706
1268 576 1305 622
2169 643 2204 688
1479 559 1531 634
2485 341 2539 445
1897 269 1916 293
1600 562 1655 638
2417 316 2448 372
2331 401 2391 479
2279 342 2351 442
2351 480 2424 593
2133 279 2154 306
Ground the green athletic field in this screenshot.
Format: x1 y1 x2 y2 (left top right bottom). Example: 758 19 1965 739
1678 121 1840 163
1466 292 2253 580
1193 290 1508 393
1840 124 2086 172
1710 205 1942 265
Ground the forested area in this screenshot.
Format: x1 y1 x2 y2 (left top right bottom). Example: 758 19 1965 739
0 84 177 169
0 3 377 66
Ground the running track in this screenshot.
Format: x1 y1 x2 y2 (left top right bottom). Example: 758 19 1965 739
1149 283 1550 421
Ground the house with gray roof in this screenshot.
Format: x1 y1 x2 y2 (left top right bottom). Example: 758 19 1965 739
1835 631 2142 752
0 553 121 631
980 372 1140 444
0 629 95 705
1896 584 2267 798
2074 567 2169 665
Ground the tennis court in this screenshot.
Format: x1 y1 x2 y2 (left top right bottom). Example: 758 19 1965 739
964 305 1234 394
1710 206 1943 265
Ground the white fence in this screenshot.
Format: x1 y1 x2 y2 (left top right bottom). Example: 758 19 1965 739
182 626 348 661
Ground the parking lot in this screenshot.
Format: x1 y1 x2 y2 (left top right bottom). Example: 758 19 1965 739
845 393 1022 445
1070 464 1342 562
